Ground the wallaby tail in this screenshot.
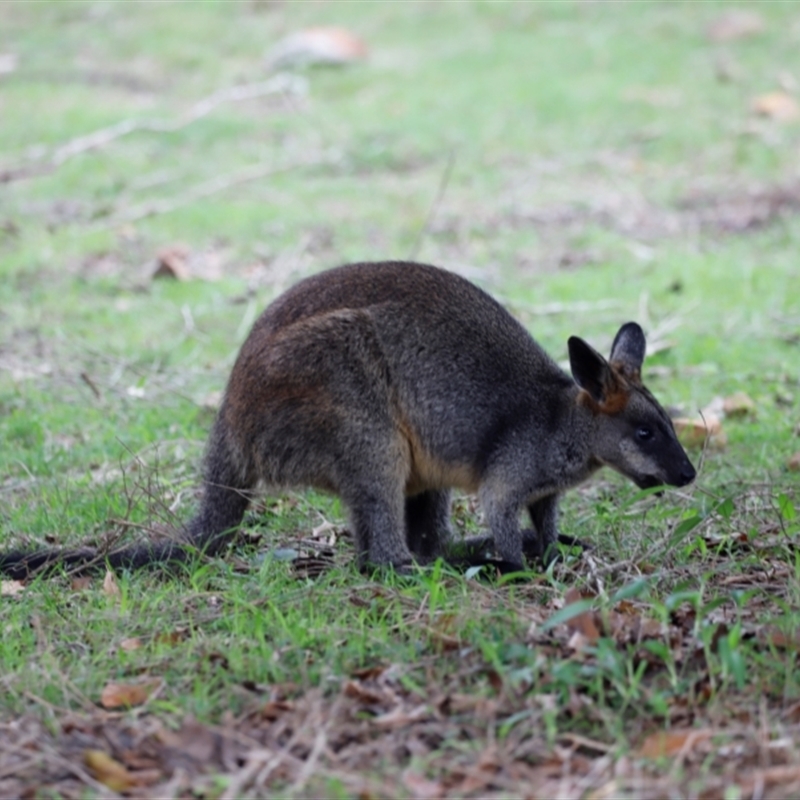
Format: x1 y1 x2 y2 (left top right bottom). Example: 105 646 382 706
0 547 98 581
0 540 192 580
106 413 253 569
103 412 254 570
0 413 254 580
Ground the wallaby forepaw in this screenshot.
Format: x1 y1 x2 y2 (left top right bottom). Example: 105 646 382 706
487 559 527 577
557 533 592 552
520 528 591 567
546 536 592 566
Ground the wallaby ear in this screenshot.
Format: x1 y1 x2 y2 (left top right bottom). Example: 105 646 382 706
568 336 611 403
609 322 646 377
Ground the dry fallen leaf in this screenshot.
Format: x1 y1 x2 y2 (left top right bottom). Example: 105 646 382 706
722 391 756 418
615 600 637 615
260 699 294 721
70 576 93 592
155 629 188 646
120 637 143 652
706 10 764 42
673 413 726 449
84 749 139 792
759 626 800 650
606 608 665 644
267 27 368 69
100 679 160 709
426 627 461 652
343 679 386 706
156 717 219 765
103 569 120 597
439 692 498 718
567 630 594 654
752 92 800 122
351 664 388 680
153 244 191 281
788 452 800 472
637 728 713 759
564 587 601 643
738 765 800 797
453 756 503 796
1 579 25 597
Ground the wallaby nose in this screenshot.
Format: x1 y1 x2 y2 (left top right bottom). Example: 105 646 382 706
679 461 696 486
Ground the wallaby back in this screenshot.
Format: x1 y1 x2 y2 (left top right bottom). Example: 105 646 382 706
0 261 695 579
197 261 695 571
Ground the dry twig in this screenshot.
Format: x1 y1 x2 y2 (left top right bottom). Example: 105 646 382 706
108 157 319 225
0 74 306 184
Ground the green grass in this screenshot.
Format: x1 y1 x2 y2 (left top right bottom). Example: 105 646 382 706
2 1 800 797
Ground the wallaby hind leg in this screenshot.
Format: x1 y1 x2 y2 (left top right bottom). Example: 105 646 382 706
328 418 413 572
405 490 452 561
231 308 416 572
343 480 411 573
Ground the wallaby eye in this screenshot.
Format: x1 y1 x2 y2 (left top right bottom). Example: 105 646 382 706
636 426 654 442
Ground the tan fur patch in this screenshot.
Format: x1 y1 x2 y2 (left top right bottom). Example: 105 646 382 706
398 418 480 495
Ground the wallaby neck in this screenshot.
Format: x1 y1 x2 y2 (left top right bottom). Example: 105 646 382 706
555 383 606 488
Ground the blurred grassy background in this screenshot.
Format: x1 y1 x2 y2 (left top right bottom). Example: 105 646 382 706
2 1 798 531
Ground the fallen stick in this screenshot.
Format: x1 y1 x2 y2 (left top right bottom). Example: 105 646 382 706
0 74 307 184
107 155 326 225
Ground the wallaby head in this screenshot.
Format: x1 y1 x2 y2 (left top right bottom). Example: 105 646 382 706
569 322 696 491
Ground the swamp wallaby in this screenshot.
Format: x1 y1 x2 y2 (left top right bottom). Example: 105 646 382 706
0 261 695 579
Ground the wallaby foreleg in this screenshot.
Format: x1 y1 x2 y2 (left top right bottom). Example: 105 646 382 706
527 494 559 565
480 495 525 571
528 495 590 565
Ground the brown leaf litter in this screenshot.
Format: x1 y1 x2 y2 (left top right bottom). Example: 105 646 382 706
4 680 800 799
